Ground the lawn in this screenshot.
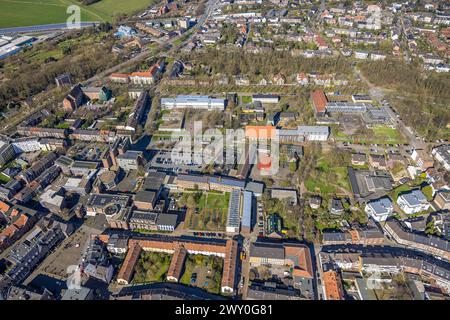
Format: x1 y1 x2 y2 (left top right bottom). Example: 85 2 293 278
132 251 171 284
371 126 406 144
0 0 99 28
333 125 406 145
304 158 350 195
390 184 412 202
187 192 230 231
240 96 252 104
0 0 156 28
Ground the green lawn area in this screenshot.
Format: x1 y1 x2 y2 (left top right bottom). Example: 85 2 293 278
240 96 252 104
304 158 350 195
187 192 230 231
371 126 406 144
0 0 156 28
0 173 11 184
55 122 70 129
132 251 171 284
390 184 412 202
180 254 223 294
333 125 406 145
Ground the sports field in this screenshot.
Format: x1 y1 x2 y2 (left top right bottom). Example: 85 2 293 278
0 0 156 28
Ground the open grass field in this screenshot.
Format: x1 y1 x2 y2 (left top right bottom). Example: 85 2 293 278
371 125 407 144
334 125 406 145
0 0 156 28
187 192 230 231
304 157 351 195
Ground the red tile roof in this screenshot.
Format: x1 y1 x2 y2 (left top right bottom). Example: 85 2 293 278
110 73 129 78
323 270 344 300
0 201 10 214
117 242 142 284
284 245 314 279
311 90 328 114
221 239 238 290
13 214 29 229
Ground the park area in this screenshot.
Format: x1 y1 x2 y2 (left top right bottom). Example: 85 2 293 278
0 0 156 28
185 191 230 231
180 254 223 294
304 157 351 195
132 251 171 284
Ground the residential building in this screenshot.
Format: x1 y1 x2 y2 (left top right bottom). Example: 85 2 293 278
167 244 187 282
0 140 15 166
322 270 345 300
435 191 450 210
365 197 394 222
330 198 344 215
411 149 434 171
81 237 114 283
397 190 430 214
432 145 450 171
63 84 85 112
384 219 450 261
351 153 367 166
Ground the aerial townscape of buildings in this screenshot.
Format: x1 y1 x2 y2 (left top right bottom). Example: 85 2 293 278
0 0 449 305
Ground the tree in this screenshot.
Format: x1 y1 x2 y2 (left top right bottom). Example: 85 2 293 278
421 185 433 201
186 195 197 210
425 221 436 235
289 160 298 172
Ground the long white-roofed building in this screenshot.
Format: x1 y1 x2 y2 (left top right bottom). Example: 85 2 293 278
161 95 226 111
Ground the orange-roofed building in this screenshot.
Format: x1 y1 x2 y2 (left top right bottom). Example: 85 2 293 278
0 224 18 239
311 90 328 116
315 35 329 50
97 234 110 243
129 63 160 85
10 208 20 218
117 242 142 285
12 214 29 229
0 201 10 214
245 126 276 140
167 244 187 282
323 270 345 300
0 224 19 250
284 245 314 279
110 73 130 83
